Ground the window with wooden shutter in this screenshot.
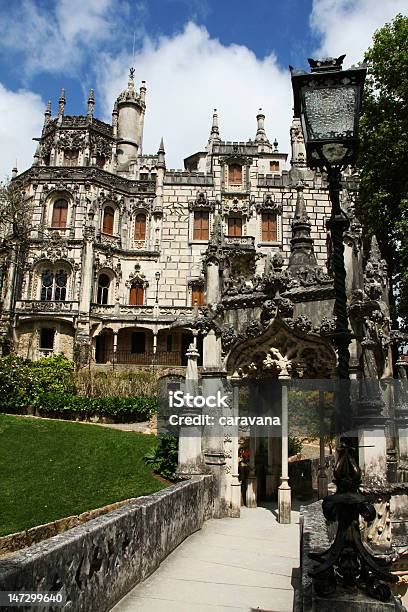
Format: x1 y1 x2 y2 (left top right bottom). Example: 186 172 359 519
270 161 280 172
130 284 144 305
229 164 242 185
191 284 204 306
134 213 146 241
262 212 277 242
51 199 68 228
193 211 209 240
228 217 242 237
102 206 114 235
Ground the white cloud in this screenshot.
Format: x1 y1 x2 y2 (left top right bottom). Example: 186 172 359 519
0 84 44 181
97 23 293 169
311 0 408 65
0 0 133 77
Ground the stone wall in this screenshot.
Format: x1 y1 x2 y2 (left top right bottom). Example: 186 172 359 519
0 476 213 612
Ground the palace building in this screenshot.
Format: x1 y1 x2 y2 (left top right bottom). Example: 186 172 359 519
1 69 404 514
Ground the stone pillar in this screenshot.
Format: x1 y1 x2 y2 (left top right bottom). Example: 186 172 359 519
177 344 203 476
152 330 158 365
203 328 221 370
230 382 241 517
112 331 118 367
246 434 258 508
205 261 220 305
317 389 329 499
278 380 291 523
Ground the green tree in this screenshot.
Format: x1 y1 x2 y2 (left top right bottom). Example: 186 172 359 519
357 14 408 330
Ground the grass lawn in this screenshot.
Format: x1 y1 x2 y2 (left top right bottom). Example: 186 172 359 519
0 414 167 537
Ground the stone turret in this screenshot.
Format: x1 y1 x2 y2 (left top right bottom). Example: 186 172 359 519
208 109 221 145
115 68 146 170
255 108 268 143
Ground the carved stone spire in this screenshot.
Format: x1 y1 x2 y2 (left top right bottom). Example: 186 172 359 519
58 88 66 121
288 181 318 273
87 88 94 120
290 116 306 167
157 137 165 168
255 108 269 143
208 109 221 144
44 100 51 127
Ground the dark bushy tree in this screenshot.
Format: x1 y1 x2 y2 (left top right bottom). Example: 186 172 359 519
357 14 408 329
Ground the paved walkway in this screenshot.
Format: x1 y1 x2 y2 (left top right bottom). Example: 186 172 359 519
113 505 300 612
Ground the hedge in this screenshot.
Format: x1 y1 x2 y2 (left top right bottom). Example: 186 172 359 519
33 393 157 423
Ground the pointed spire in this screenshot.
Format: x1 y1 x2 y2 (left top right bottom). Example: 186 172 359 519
288 181 318 273
157 138 165 168
87 88 94 120
208 108 221 144
58 88 65 117
255 108 269 143
32 143 40 166
369 235 382 263
44 100 51 127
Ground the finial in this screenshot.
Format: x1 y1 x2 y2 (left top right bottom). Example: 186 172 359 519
157 138 166 168
129 67 135 80
140 80 146 103
58 88 66 119
208 108 221 144
12 161 18 178
273 138 279 152
87 88 94 120
255 108 268 143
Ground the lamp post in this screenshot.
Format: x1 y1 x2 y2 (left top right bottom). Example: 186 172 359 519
155 271 160 304
290 56 398 602
290 55 366 434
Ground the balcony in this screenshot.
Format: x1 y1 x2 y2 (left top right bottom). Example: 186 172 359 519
15 300 79 315
223 235 255 251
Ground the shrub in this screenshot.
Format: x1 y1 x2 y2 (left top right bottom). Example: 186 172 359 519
75 369 158 398
31 354 75 400
34 392 157 423
144 434 179 481
0 355 34 412
288 436 303 457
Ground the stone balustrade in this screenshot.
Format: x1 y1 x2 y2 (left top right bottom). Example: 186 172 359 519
15 300 79 314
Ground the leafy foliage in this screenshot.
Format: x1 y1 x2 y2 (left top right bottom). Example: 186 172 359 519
357 14 408 328
75 368 157 398
288 436 303 457
35 393 156 422
144 434 179 481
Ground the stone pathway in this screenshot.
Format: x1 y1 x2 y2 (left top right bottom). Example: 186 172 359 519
112 504 300 612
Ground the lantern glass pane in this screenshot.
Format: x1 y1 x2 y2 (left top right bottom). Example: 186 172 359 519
303 86 356 140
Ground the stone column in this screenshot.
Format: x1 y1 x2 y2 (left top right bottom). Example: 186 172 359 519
205 261 220 305
230 382 241 517
112 331 118 368
152 330 158 365
246 433 258 508
278 380 291 524
317 388 329 499
177 344 203 476
203 328 221 371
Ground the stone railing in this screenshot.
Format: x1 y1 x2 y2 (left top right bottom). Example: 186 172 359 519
90 304 194 320
15 300 79 314
0 476 213 612
223 235 255 250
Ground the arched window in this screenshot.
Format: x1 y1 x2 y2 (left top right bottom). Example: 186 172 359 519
51 199 68 229
41 270 54 301
64 149 79 167
191 284 205 306
228 164 242 185
102 206 114 235
134 213 146 241
262 212 277 242
40 268 68 301
130 284 144 306
97 274 110 305
228 216 242 237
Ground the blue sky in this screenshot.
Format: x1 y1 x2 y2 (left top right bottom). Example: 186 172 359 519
0 0 406 177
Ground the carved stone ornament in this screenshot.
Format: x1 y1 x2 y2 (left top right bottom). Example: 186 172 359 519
90 133 112 159
56 130 86 151
222 195 253 217
255 193 283 214
125 263 148 288
188 191 215 212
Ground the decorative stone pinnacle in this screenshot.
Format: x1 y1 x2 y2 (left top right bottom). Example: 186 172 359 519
157 137 166 168
308 54 346 73
273 138 279 152
58 88 66 118
87 88 94 119
255 108 268 143
209 108 221 143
